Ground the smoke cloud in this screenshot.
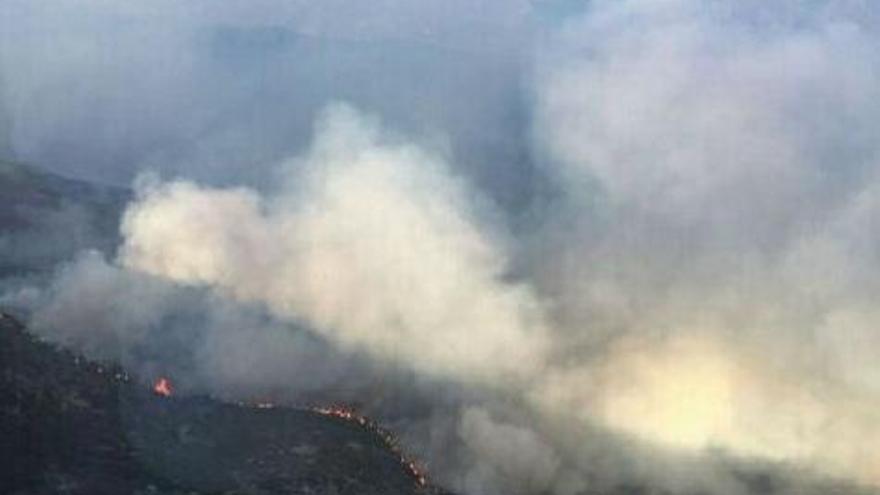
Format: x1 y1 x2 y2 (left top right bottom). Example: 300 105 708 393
118 104 549 385
526 0 880 489
5 1 880 494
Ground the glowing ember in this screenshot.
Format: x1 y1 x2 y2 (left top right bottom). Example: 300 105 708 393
313 404 429 487
153 377 173 397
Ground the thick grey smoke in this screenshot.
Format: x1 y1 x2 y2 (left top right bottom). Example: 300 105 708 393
20 249 377 400
118 104 549 385
5 1 880 494
527 0 880 488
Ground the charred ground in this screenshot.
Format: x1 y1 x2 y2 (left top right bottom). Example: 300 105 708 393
0 311 443 495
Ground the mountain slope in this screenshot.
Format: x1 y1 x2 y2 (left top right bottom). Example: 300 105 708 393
0 311 439 495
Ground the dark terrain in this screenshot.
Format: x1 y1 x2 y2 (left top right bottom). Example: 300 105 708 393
0 311 438 495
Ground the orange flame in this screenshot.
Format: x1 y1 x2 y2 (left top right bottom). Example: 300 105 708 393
153 377 173 397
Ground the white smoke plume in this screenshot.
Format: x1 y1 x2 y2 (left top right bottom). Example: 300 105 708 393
7 1 880 494
119 104 549 386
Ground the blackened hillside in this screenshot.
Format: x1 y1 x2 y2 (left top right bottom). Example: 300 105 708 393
0 312 442 495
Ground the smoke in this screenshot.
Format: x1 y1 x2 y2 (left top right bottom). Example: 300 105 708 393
23 249 374 400
5 0 880 494
525 0 880 489
118 104 549 385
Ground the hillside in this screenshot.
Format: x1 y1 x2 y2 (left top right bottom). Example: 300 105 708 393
0 311 439 495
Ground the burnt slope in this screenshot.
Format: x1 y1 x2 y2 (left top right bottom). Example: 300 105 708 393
0 312 440 495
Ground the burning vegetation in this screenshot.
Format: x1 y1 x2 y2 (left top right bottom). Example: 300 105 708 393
152 377 173 397
313 404 429 488
146 375 430 489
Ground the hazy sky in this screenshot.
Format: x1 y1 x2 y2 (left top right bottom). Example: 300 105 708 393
0 0 551 201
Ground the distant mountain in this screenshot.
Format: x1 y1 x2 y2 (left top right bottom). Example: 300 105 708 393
0 160 127 278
